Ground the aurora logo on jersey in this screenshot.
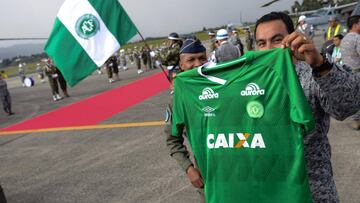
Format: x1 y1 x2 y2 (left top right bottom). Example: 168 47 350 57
207 133 266 149
240 83 265 96
199 87 219 100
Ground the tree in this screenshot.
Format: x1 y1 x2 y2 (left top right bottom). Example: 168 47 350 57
2 59 11 67
302 0 322 11
291 1 302 13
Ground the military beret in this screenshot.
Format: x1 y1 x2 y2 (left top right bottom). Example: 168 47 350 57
180 37 206 54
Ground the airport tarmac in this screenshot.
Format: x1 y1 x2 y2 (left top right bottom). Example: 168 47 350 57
0 37 359 203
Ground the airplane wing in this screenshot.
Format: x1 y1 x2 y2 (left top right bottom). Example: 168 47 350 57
261 0 280 8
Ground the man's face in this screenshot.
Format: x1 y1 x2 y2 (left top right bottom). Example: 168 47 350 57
330 20 338 27
255 20 289 50
333 37 341 46
354 19 360 33
179 52 207 71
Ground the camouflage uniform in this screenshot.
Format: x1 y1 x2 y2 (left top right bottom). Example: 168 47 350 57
45 62 60 96
161 42 181 82
245 31 254 51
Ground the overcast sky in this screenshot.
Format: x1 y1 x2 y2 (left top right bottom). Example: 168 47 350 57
0 0 298 47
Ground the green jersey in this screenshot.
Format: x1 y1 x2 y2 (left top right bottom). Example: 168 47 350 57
171 48 315 203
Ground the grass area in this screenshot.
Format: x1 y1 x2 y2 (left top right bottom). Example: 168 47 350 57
1 62 40 78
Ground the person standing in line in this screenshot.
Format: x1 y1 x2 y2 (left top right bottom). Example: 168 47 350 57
245 29 254 51
105 55 120 83
18 64 26 87
133 47 143 74
120 49 128 71
45 58 62 101
141 47 149 71
208 30 217 52
0 74 14 116
36 63 46 83
161 32 183 94
56 67 69 97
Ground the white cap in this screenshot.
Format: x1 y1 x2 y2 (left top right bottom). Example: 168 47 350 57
216 29 229 40
298 15 306 23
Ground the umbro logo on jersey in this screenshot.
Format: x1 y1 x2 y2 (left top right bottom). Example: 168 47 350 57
202 106 216 117
240 83 265 96
207 133 266 149
199 87 219 100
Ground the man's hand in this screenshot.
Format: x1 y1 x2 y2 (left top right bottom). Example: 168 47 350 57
186 165 204 189
282 32 324 68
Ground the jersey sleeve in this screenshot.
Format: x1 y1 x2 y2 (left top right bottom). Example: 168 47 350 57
171 78 186 137
275 49 315 134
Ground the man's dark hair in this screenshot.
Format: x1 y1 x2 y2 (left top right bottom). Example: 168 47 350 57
347 15 360 30
255 12 295 39
334 34 344 40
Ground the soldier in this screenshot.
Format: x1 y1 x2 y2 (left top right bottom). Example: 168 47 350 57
161 32 183 88
119 49 128 71
36 63 46 83
165 37 208 203
208 30 217 52
215 29 240 63
18 64 26 87
56 67 69 97
105 54 120 83
0 74 14 116
245 29 254 51
133 47 143 74
228 29 244 55
128 48 134 65
44 58 63 101
141 46 150 71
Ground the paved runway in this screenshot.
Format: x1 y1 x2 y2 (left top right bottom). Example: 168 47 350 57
0 37 359 203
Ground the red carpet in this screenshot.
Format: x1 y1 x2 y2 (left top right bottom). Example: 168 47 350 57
1 72 170 132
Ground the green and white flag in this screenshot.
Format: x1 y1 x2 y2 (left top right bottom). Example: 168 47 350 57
45 0 138 86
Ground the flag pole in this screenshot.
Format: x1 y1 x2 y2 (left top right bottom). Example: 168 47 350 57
136 30 171 83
